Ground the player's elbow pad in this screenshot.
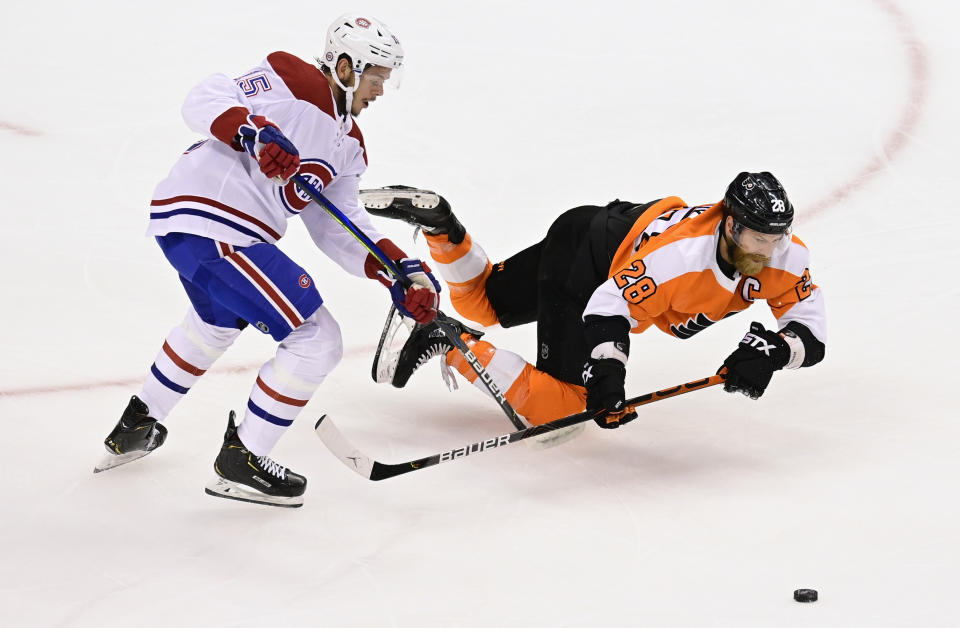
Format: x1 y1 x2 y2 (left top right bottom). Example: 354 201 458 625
780 321 825 368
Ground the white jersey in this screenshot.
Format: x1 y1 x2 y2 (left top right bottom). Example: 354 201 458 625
147 51 385 278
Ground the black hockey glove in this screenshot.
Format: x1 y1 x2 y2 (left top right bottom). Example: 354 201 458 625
721 322 790 400
583 359 637 429
583 314 636 429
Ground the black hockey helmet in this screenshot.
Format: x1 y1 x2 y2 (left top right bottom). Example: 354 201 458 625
722 172 794 234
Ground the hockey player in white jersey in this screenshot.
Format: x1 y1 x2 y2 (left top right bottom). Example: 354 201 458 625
95 14 440 508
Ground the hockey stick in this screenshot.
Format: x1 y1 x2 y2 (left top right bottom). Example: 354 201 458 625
430 313 525 429
292 175 403 278
292 175 527 430
315 373 726 481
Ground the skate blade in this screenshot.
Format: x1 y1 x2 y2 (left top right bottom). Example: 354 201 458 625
526 423 586 450
372 307 414 384
204 477 303 508
93 448 152 473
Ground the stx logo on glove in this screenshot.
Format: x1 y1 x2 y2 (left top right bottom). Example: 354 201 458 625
740 331 777 356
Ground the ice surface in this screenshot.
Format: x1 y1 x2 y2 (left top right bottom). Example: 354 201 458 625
2 0 959 626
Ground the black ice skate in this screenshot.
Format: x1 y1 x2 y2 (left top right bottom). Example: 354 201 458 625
204 411 306 508
360 185 466 244
93 395 168 473
388 316 585 448
392 317 483 388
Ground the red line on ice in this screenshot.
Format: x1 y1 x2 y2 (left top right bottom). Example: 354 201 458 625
0 364 258 398
805 0 928 219
0 121 42 136
0 346 373 398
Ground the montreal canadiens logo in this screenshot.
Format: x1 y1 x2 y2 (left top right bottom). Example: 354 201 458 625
279 160 336 213
299 274 312 288
325 51 334 62
355 17 371 28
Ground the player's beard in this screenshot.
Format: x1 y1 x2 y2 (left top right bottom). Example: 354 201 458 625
732 246 769 276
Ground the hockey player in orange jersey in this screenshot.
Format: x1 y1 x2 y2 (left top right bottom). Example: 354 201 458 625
365 172 825 430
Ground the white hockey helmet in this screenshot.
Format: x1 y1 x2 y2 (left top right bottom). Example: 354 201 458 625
322 14 404 81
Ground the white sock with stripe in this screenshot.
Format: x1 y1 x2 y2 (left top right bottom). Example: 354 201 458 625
236 307 343 456
237 359 315 457
138 309 241 421
467 346 527 400
431 236 491 285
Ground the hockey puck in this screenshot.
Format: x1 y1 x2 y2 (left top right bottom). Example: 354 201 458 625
793 589 818 603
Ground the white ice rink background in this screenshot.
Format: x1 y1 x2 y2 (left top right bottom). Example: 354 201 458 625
3 0 959 626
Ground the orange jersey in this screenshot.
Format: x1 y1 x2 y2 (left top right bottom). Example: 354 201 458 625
583 199 826 343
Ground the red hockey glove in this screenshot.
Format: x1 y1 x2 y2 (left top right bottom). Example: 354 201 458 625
376 258 441 324
237 114 300 183
364 239 441 325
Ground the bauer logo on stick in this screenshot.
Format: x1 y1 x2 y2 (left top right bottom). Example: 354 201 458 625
439 435 510 462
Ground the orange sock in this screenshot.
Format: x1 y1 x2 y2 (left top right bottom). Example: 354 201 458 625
507 365 587 425
425 233 498 327
445 336 586 426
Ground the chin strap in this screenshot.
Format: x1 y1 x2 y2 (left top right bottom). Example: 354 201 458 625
343 91 354 124
330 71 357 131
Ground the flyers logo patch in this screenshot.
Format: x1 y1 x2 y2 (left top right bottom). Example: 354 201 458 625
670 311 738 339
